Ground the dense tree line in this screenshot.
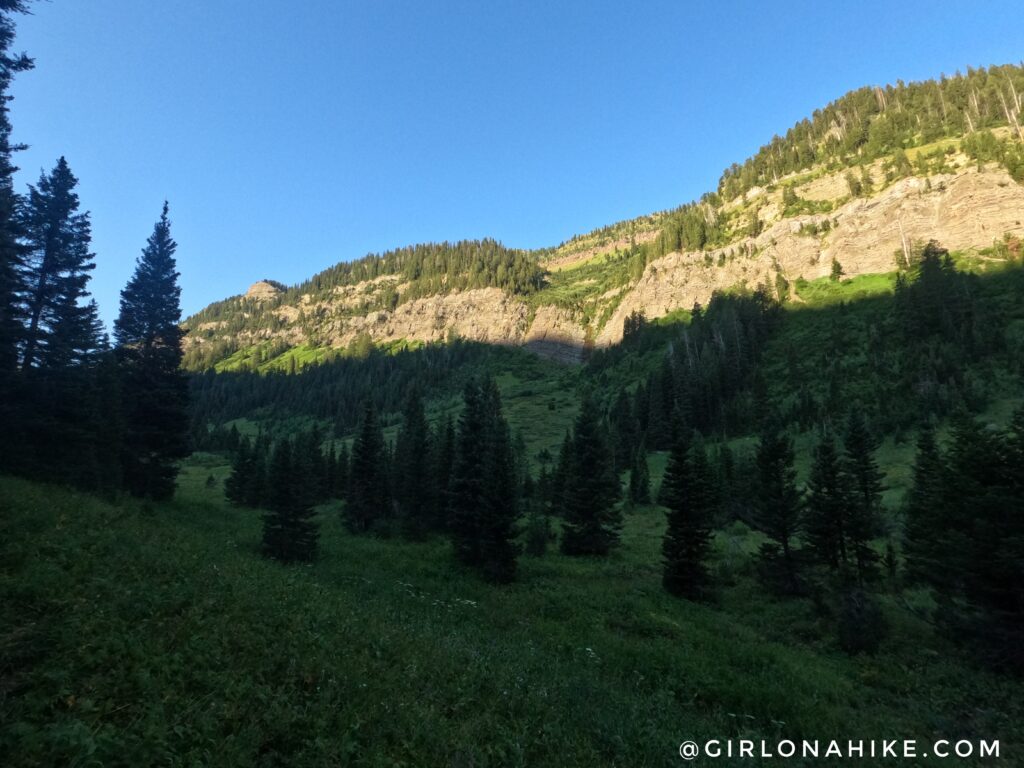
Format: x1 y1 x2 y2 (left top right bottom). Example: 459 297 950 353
0 5 187 499
188 340 523 446
225 384 520 579
903 412 1024 672
597 290 780 474
776 242 1014 435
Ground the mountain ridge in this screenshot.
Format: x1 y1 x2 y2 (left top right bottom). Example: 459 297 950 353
182 64 1024 371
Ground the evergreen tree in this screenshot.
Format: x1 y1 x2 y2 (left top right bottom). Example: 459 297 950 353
346 400 389 533
804 431 855 575
609 388 637 471
548 430 573 514
560 395 621 556
0 0 32 403
394 391 433 539
334 440 350 499
660 430 715 599
226 437 259 507
902 427 949 587
449 377 520 580
11 158 106 486
449 379 488 565
628 436 651 505
522 473 549 557
906 414 1024 670
842 411 884 581
114 203 189 499
261 438 319 563
18 158 102 370
754 420 803 594
432 414 455 530
477 378 519 582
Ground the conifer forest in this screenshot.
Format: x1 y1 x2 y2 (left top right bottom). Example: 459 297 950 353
2 3 1024 766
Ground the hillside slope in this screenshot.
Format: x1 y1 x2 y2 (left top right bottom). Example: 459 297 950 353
5 468 1023 765
182 64 1024 370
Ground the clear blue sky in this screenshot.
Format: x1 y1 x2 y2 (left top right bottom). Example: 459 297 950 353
9 0 1024 324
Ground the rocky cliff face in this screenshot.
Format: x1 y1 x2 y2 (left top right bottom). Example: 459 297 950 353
185 156 1024 368
597 164 1024 346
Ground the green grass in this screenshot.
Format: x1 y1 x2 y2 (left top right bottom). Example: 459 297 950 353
792 272 896 307
3 465 1022 766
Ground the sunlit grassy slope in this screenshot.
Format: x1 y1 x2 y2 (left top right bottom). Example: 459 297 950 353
3 462 1022 766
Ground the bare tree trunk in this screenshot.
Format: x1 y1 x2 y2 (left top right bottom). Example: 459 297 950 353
897 218 911 268
1000 83 1024 141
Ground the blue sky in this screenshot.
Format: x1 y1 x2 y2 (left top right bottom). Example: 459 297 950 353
9 0 1024 324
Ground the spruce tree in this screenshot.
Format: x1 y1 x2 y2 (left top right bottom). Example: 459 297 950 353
0 0 31 399
804 431 854 574
523 473 549 557
449 377 520 580
334 440 350 499
432 414 455 529
394 391 433 539
114 203 189 499
661 430 715 599
226 437 259 507
842 411 883 580
628 437 651 505
18 158 102 370
754 420 803 594
902 426 949 588
609 388 637 471
449 379 488 565
560 395 621 556
261 438 319 563
345 400 389 533
477 379 519 582
14 158 105 485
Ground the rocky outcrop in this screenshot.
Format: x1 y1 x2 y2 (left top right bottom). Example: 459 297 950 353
324 288 531 349
245 280 285 301
524 305 589 363
186 162 1024 366
597 166 1024 346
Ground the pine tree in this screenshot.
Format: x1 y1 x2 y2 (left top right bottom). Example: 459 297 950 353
902 427 948 587
523 474 549 557
12 158 105 485
261 438 319 563
842 411 883 581
432 413 455 530
394 391 433 539
18 158 102 370
226 437 259 507
0 1 32 398
449 379 489 566
609 388 637 471
115 203 189 500
660 430 715 599
334 440 350 499
477 379 519 582
628 436 651 505
560 395 621 556
548 430 573 514
804 431 854 574
449 378 520 580
754 420 803 593
346 400 389 533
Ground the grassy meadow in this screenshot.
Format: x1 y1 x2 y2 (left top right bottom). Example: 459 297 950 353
2 452 1022 766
